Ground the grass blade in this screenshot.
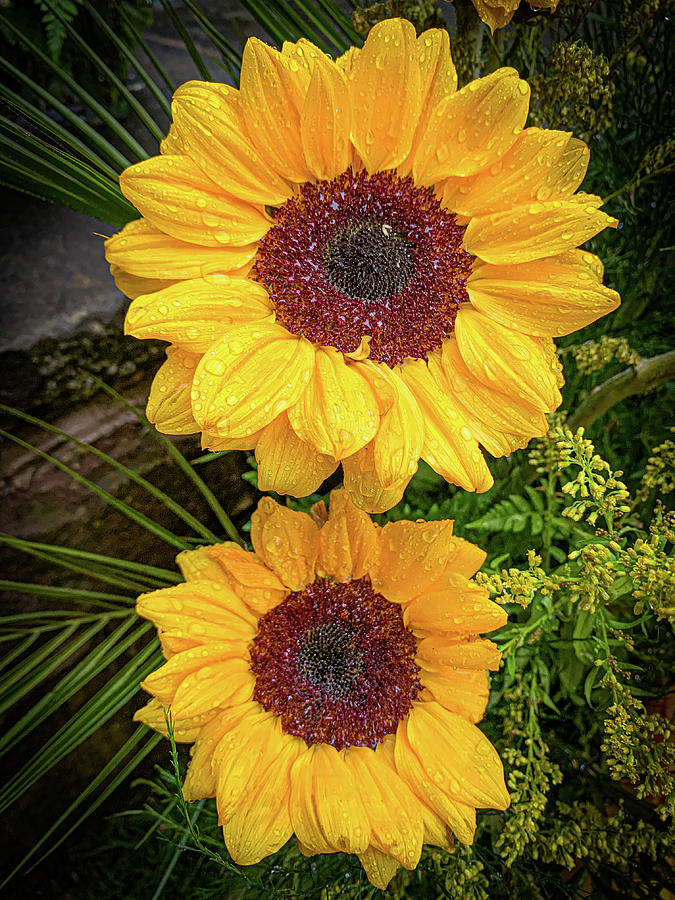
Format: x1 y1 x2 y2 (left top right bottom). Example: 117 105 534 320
1 404 221 545
88 377 244 547
158 0 213 81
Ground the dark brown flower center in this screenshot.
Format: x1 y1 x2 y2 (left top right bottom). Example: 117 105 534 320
254 169 474 367
249 576 421 749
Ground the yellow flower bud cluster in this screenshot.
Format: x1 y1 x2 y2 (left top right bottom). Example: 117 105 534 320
567 543 615 612
495 681 563 865
637 137 675 178
476 550 562 608
527 411 568 475
531 800 670 869
601 675 675 820
530 41 614 139
569 335 640 376
637 428 675 502
552 425 631 528
623 535 675 623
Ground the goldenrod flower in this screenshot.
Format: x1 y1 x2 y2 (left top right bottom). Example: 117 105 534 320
134 493 509 889
106 19 619 513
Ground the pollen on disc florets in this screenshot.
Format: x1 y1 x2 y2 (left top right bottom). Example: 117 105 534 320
254 169 474 367
249 576 421 749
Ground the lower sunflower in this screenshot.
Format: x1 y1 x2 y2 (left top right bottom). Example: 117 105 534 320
106 18 620 514
134 492 510 889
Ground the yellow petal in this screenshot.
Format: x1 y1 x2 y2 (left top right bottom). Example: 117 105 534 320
105 218 257 280
419 666 490 723
342 442 411 515
202 429 263 452
119 155 270 247
370 518 455 605
146 347 200 435
110 264 176 301
406 702 510 810
440 337 549 432
375 735 456 851
172 80 293 206
336 45 360 75
413 67 529 184
417 636 502 671
179 542 286 616
349 18 421 172
250 496 319 590
539 136 589 200
464 197 618 265
239 38 313 183
344 746 423 869
213 708 298 825
404 575 508 637
223 721 304 864
136 580 257 642
466 251 621 337
455 306 562 412
399 29 457 177
141 642 253 716
287 347 379 459
256 412 338 498
301 52 351 180
289 745 371 854
440 127 572 217
160 123 184 155
182 711 242 801
393 722 477 844
133 697 206 742
357 361 423 490
358 848 400 890
125 276 272 352
471 0 519 32
191 322 315 437
317 489 379 582
401 359 494 492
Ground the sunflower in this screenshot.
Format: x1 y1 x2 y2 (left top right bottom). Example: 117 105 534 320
106 18 620 513
134 492 508 888
454 0 558 32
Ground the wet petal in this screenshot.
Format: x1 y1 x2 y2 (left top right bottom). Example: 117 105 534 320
349 18 421 172
417 636 502 671
105 218 257 280
358 848 400 890
440 128 572 216
191 322 315 437
404 575 508 637
466 251 621 336
290 745 371 854
256 412 338 499
464 197 618 264
402 359 494 492
342 442 411 515
317 488 379 582
146 347 200 435
455 305 561 412
370 518 455 605
419 665 490 723
133 697 206 742
344 746 423 868
413 67 530 183
120 155 271 247
250 496 319 590
172 80 293 205
239 38 313 183
287 347 379 459
405 702 510 810
125 276 272 352
358 361 423 490
301 53 351 180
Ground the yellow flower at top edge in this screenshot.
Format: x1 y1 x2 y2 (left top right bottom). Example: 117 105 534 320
452 0 558 33
134 491 510 889
106 18 620 514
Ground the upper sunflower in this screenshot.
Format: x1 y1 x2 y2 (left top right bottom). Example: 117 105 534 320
106 18 620 513
134 491 509 889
